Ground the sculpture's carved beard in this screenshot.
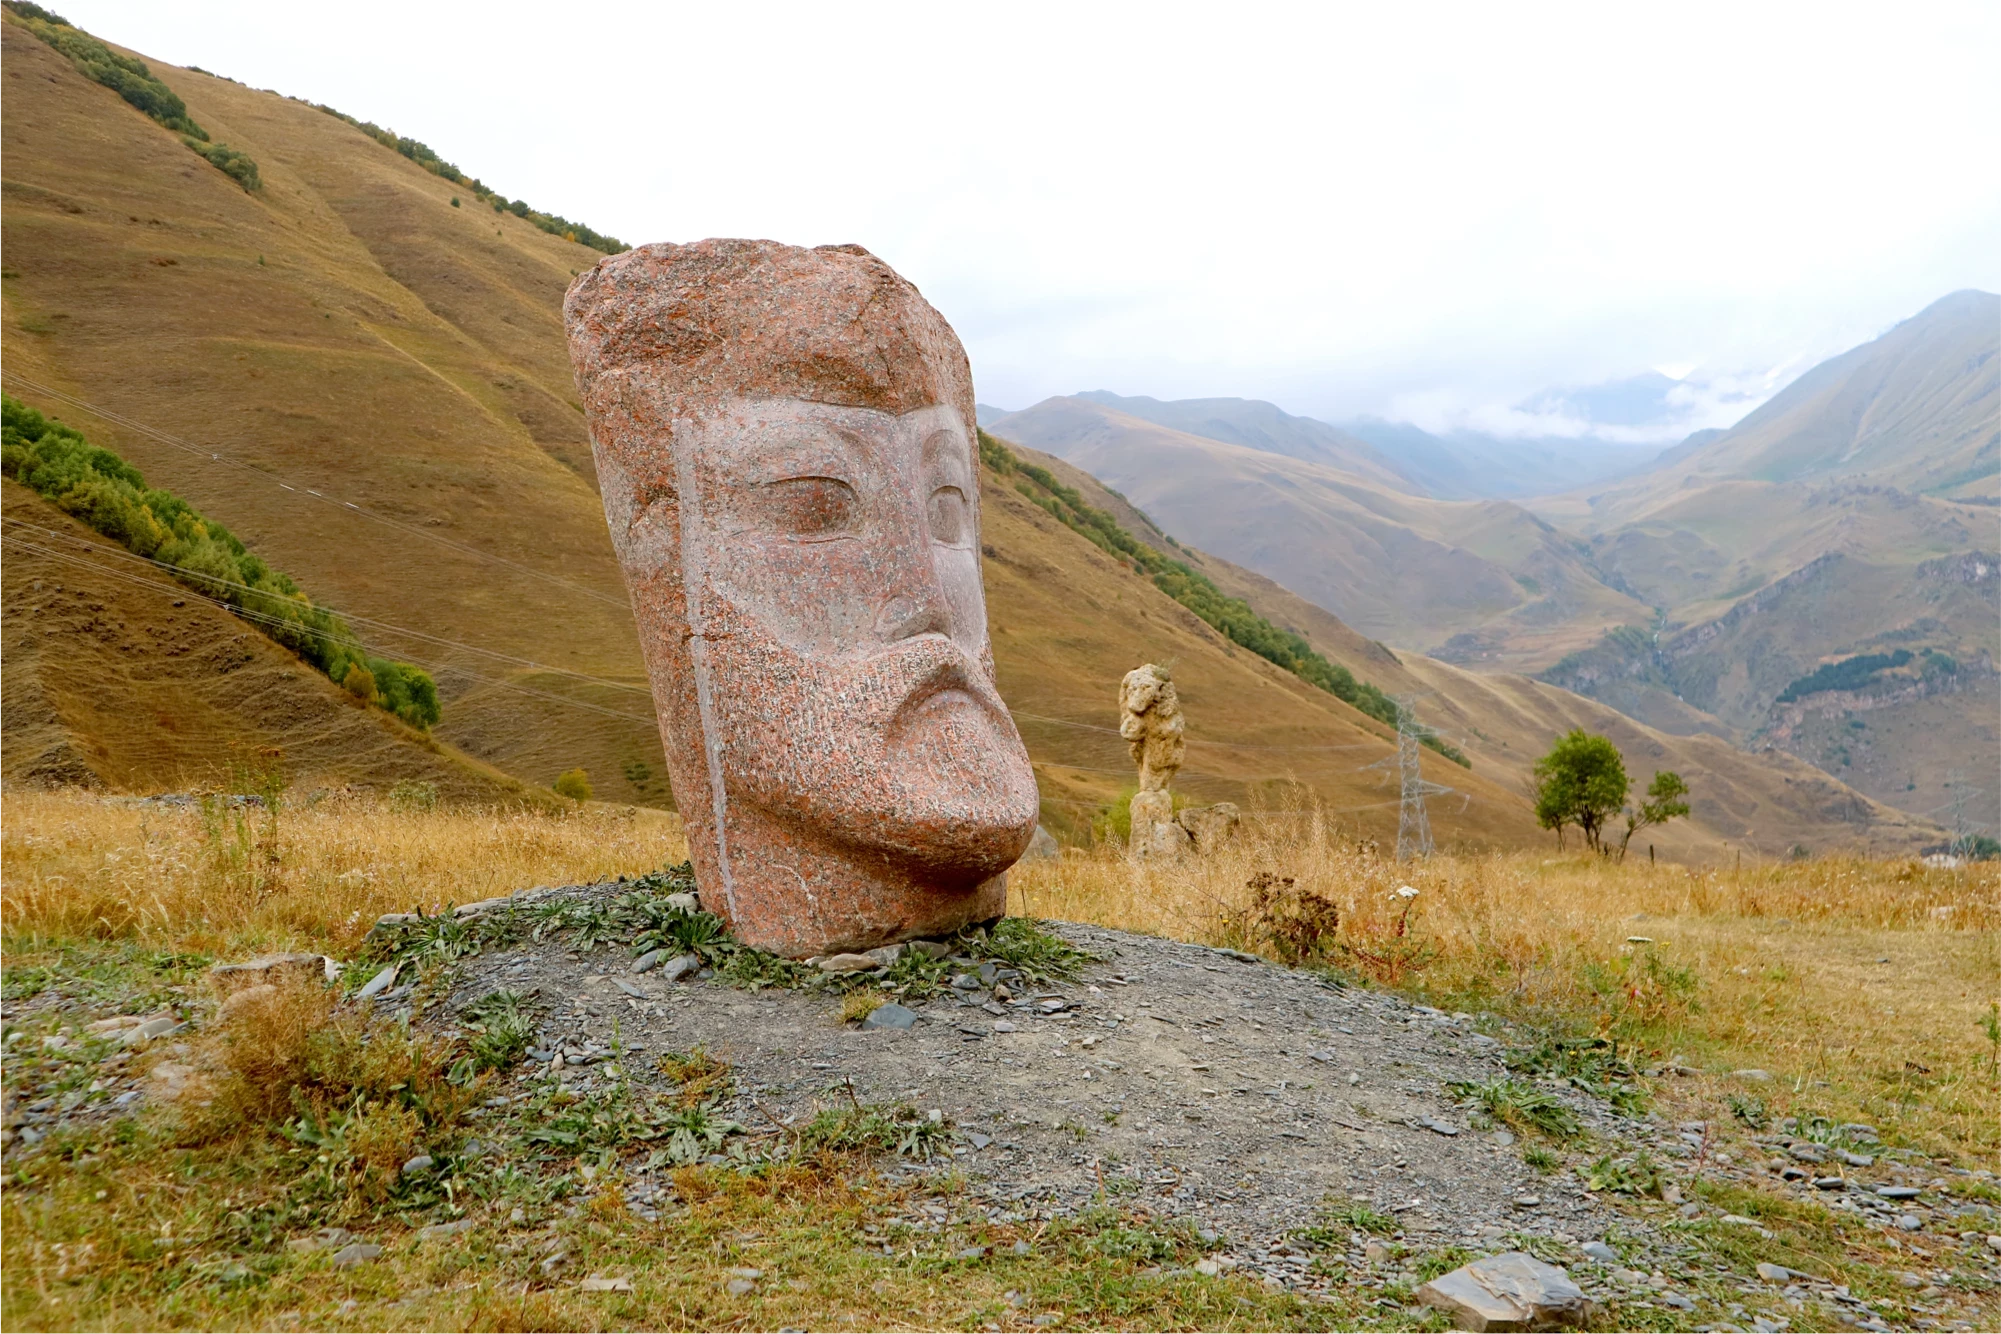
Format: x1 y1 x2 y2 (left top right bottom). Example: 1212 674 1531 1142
704 606 1039 881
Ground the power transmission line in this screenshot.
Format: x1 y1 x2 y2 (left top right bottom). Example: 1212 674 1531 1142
1 371 628 608
0 528 664 732
1944 769 1986 859
1362 694 1455 859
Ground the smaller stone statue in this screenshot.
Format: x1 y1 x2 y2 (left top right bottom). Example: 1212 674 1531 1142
1120 663 1189 857
1118 662 1239 858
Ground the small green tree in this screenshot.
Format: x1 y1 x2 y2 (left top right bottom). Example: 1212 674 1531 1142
1533 730 1628 853
1618 771 1690 861
553 768 592 803
342 662 377 703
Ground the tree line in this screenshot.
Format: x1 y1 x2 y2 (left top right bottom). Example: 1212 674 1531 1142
2 396 440 730
5 3 260 191
978 429 1469 766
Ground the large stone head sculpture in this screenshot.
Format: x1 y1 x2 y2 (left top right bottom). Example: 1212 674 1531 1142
564 239 1039 957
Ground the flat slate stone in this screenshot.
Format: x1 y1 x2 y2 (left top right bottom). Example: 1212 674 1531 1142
861 1003 918 1030
1416 1251 1590 1331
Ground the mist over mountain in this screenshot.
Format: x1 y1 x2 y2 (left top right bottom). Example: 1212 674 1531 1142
1339 418 1665 501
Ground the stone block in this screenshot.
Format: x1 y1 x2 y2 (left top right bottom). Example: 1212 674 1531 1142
1415 1251 1590 1331
208 952 324 996
566 240 1038 957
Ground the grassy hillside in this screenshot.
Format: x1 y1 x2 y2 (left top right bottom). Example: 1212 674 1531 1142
2 479 534 801
0 13 664 801
0 13 1946 858
988 396 1650 664
998 443 1948 860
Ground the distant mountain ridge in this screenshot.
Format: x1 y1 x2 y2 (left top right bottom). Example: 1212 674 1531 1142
989 292 1998 831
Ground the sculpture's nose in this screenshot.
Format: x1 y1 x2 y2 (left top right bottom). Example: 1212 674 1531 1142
876 591 950 641
874 493 955 642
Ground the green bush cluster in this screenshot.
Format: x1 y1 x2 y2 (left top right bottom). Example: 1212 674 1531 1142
181 137 260 191
1774 648 1915 704
308 105 623 254
1 395 439 729
4 3 261 192
978 430 1469 766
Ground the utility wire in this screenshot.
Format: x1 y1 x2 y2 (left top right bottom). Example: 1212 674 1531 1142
1 515 652 695
1 371 629 608
0 528 660 732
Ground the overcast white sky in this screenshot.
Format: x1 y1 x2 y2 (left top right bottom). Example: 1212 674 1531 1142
65 0 2001 439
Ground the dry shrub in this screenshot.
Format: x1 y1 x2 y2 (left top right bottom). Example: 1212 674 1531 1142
841 988 887 1024
1235 871 1340 966
459 1290 571 1333
657 1046 731 1107
189 976 480 1183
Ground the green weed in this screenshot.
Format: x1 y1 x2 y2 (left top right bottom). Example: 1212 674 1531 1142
1449 1076 1581 1138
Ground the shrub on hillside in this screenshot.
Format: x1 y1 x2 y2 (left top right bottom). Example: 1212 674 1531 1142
2 394 440 729
305 103 624 254
553 768 593 802
182 138 260 192
1775 649 1915 704
7 4 269 192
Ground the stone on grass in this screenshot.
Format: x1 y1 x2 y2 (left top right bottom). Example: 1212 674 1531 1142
818 953 880 975
565 239 1038 958
659 954 701 983
861 1003 918 1030
401 1154 434 1176
209 952 325 996
355 964 399 1001
1415 1251 1590 1331
330 1242 382 1269
1579 1242 1617 1263
1756 1263 1790 1282
581 1275 634 1292
631 949 667 973
117 1015 182 1046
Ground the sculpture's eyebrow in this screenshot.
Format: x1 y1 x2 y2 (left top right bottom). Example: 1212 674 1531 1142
920 426 972 479
734 421 868 484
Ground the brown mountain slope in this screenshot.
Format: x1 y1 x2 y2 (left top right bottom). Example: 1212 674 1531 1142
1000 443 1948 860
1546 290 1999 521
2 480 534 800
0 17 665 800
989 396 1649 664
0 17 1942 859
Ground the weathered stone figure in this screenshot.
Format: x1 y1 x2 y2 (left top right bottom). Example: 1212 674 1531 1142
1118 662 1239 857
564 239 1039 957
1120 663 1188 856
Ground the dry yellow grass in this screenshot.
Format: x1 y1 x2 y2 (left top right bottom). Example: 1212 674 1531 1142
0 787 686 960
1009 802 2001 1161
4 788 1998 1331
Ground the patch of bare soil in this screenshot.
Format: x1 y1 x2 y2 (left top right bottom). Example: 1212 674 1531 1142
442 892 1640 1286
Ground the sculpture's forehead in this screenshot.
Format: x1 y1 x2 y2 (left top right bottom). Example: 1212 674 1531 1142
680 398 970 462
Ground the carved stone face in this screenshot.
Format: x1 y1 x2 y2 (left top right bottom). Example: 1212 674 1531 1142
567 238 1040 956
667 398 1033 864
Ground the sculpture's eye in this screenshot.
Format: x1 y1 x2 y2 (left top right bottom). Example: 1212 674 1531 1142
928 485 970 547
759 476 858 541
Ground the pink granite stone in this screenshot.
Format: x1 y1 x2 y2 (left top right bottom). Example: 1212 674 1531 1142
564 239 1039 957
